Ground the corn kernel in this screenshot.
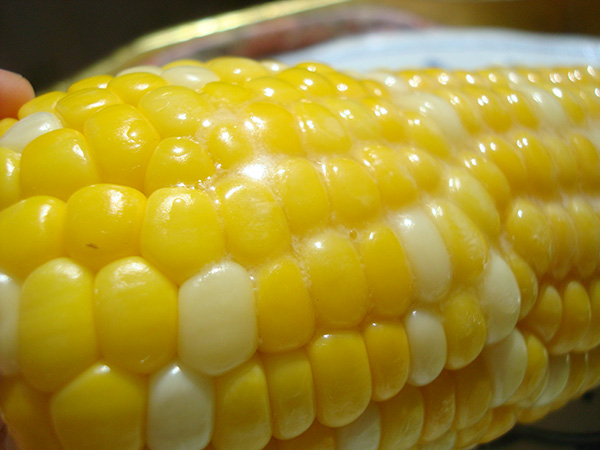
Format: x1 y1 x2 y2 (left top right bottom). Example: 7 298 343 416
201 82 253 106
544 136 578 189
514 132 558 194
244 101 303 155
461 153 511 209
576 281 600 351
378 385 424 450
435 88 482 134
0 271 19 376
363 322 410 401
508 331 549 405
141 187 225 284
556 351 587 403
107 72 167 106
278 68 336 97
0 112 63 153
570 133 600 190
455 410 493 448
20 128 100 200
293 101 351 154
506 252 538 319
68 75 113 92
0 147 20 209
463 86 512 132
276 420 335 450
0 118 17 137
162 65 219 91
404 310 447 386
19 258 98 392
522 284 563 342
256 257 315 353
477 135 528 191
50 363 147 450
206 120 254 168
404 111 452 158
531 353 570 407
336 403 381 450
212 355 272 450
323 98 381 140
262 350 316 440
479 406 517 444
299 230 368 328
117 65 162 76
208 57 269 84
452 358 492 429
569 198 600 278
308 331 372 427
419 372 456 444
548 281 592 354
65 184 146 271
399 147 443 192
545 203 577 279
18 91 65 119
245 77 304 104
0 196 65 280
583 346 600 392
362 97 407 141
55 88 121 131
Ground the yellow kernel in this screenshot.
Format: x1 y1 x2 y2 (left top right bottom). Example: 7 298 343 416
20 128 100 200
548 281 592 354
361 78 387 97
262 350 316 440
570 133 600 190
244 101 303 155
324 157 381 223
50 363 147 450
463 86 512 132
444 167 500 238
362 97 407 142
294 101 351 154
434 89 482 134
278 68 336 97
299 230 368 328
461 153 511 209
270 157 330 233
323 71 368 98
141 187 225 285
441 290 487 370
452 358 493 429
550 85 585 124
201 82 253 106
359 224 413 318
245 76 304 103
18 91 65 119
215 176 290 266
206 120 254 169
505 198 553 275
65 184 146 271
308 332 372 428
208 56 269 84
323 98 382 140
521 284 563 342
19 258 98 392
162 59 206 70
107 72 167 105
0 118 17 137
363 322 410 402
545 203 577 279
477 135 528 191
455 410 493 448
0 377 64 450
508 331 549 404
378 385 424 450
506 252 538 319
543 136 578 189
405 111 452 158
213 355 272 450
479 406 517 444
55 87 122 131
84 104 160 190
569 198 600 278
576 280 600 351
68 75 113 92
427 199 489 284
138 85 214 137
296 61 334 73
0 196 65 280
420 370 456 442
400 147 443 192
495 86 538 128
0 147 20 209
513 132 558 194
276 420 335 450
255 256 316 353
144 136 215 194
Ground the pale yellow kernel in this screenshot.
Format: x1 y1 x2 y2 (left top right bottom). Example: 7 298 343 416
215 176 290 266
324 157 381 223
18 91 66 118
400 147 443 192
323 98 382 140
336 402 381 450
508 331 549 405
244 101 303 155
505 198 553 276
576 280 600 351
378 385 424 450
208 56 269 84
55 88 122 131
299 230 368 328
107 72 167 105
262 350 316 440
50 363 147 450
420 370 456 442
255 256 315 353
477 135 528 191
141 187 225 285
138 85 214 137
162 59 206 70
276 420 336 450
543 136 578 189
569 198 600 278
557 351 588 402
427 199 488 284
506 253 538 319
461 153 511 209
0 118 17 137
463 86 512 132
293 101 351 154
404 310 447 386
362 97 407 142
84 103 161 190
144 136 215 194
404 112 452 158
65 184 146 271
20 128 100 200
570 133 600 190
479 406 517 444
161 66 219 91
521 284 563 343
212 355 272 450
455 410 493 448
359 224 413 318
360 144 417 208
201 82 253 106
206 120 254 169
245 76 304 103
549 84 585 124
434 89 482 134
308 332 371 428
0 377 64 450
278 68 336 97
269 157 330 233
548 281 592 354
0 196 66 280
363 322 410 401
441 290 487 370
452 358 492 429
513 132 558 194
545 203 577 279
323 71 368 98
0 147 21 210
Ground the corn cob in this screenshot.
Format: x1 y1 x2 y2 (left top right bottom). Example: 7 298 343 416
0 57 599 450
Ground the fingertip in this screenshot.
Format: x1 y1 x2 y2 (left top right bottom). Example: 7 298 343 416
0 69 35 119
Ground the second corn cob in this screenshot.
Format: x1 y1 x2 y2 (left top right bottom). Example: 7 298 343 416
0 57 599 450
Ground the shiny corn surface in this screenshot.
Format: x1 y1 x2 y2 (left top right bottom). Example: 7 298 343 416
1 59 600 450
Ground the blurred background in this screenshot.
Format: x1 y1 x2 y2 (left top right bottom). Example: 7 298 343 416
0 0 599 91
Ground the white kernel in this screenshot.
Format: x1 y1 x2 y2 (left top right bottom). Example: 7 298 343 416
390 208 452 302
477 252 521 344
336 403 381 450
532 354 570 407
482 329 527 408
0 112 63 153
404 309 447 386
178 261 258 376
0 271 19 376
117 65 163 76
161 66 220 91
147 362 215 450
